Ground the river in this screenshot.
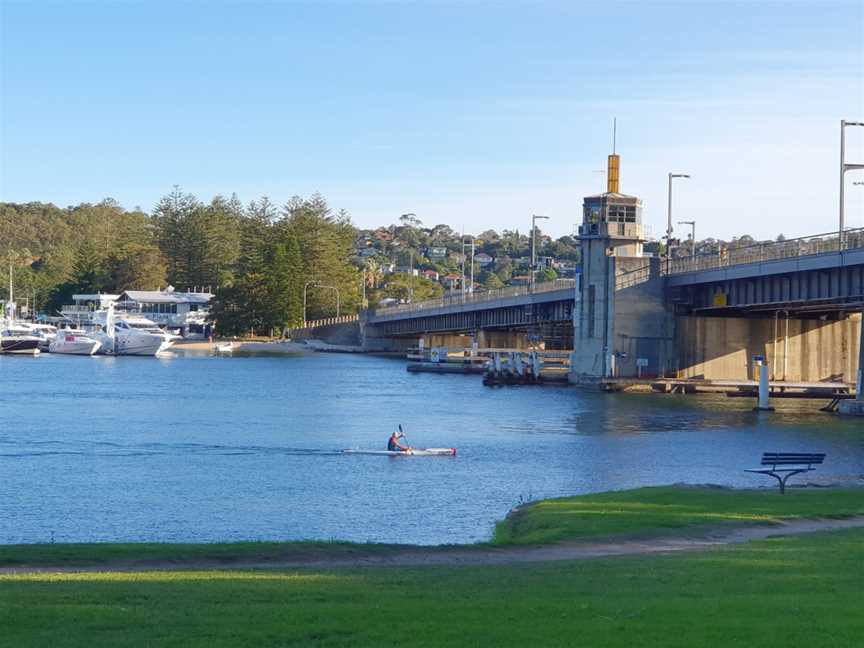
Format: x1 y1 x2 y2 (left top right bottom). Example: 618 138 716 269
1 351 862 545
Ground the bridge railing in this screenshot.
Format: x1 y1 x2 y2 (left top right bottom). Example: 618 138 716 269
372 279 576 317
298 314 359 329
665 227 864 275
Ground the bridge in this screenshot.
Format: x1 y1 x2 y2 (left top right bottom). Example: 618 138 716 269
666 228 864 316
361 226 863 405
369 228 864 329
367 279 575 347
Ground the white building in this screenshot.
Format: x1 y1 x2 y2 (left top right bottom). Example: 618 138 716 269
115 288 214 335
62 288 214 337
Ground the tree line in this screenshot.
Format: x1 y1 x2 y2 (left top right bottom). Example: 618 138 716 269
1 189 359 335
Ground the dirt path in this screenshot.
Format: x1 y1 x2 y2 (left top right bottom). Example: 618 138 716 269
3 517 864 574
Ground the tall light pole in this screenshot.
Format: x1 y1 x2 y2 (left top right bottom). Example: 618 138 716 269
462 235 477 294
531 214 550 288
400 213 419 302
839 120 864 249
409 248 414 303
677 220 696 259
666 173 690 266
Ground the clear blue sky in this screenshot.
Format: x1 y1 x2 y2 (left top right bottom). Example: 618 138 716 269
2 1 862 240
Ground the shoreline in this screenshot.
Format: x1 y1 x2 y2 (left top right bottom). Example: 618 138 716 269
4 484 863 571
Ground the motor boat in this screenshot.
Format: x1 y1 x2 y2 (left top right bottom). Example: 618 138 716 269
1 324 42 355
1 300 41 355
112 320 172 355
48 329 102 356
18 322 57 352
89 305 172 356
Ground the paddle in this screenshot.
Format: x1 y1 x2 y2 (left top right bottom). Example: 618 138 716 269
398 424 412 453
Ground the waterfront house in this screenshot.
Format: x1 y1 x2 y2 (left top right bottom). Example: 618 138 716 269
422 269 440 281
114 287 214 337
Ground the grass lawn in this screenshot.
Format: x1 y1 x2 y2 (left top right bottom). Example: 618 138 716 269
494 486 864 544
2 486 863 647
1 529 862 647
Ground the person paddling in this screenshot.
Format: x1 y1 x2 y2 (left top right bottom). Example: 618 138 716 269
387 430 410 453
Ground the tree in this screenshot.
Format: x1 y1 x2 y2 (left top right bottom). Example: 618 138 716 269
380 275 443 303
268 235 304 332
107 243 167 291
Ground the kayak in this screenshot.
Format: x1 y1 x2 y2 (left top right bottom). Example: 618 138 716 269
342 448 456 457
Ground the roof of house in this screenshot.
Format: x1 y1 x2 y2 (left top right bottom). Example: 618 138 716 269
117 290 214 304
72 294 120 301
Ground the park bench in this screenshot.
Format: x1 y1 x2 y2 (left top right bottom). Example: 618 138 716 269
745 452 825 494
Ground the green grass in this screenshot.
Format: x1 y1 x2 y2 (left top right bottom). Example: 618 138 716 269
494 486 864 545
1 529 863 647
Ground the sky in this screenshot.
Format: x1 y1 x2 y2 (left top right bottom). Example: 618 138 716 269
1 0 863 241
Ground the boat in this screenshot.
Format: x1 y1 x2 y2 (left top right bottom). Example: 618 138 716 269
342 448 457 456
215 342 234 354
17 322 57 351
1 324 42 355
48 329 102 356
1 299 42 355
90 305 173 356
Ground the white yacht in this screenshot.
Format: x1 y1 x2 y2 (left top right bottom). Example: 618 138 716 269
1 324 42 355
90 305 172 356
19 322 57 351
48 329 102 356
1 302 42 355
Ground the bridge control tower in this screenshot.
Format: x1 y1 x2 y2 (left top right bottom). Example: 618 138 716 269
570 151 673 383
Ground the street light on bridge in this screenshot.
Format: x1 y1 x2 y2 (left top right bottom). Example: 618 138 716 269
531 214 550 289
839 120 864 249
677 220 696 259
666 172 690 267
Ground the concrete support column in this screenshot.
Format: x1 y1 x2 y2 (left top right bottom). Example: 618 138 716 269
838 314 864 416
857 316 863 399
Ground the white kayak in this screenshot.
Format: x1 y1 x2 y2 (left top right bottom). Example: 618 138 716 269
343 448 456 457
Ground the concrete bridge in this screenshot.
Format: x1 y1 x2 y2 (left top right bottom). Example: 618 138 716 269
360 226 863 405
667 228 864 316
365 279 575 349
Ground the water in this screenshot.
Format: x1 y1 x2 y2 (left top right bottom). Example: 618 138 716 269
1 352 862 545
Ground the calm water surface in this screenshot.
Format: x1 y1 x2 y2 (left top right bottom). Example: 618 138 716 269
2 352 863 545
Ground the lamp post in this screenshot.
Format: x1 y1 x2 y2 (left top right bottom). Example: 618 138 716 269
839 120 864 249
399 213 420 302
531 214 550 288
666 173 690 267
677 220 696 260
462 235 477 294
303 281 341 325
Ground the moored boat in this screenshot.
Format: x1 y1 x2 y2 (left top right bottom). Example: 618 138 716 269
48 330 102 356
0 326 42 355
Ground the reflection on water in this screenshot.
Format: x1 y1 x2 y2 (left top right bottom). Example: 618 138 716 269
1 353 862 545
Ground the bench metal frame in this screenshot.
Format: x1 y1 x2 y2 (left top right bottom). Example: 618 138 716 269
745 452 826 494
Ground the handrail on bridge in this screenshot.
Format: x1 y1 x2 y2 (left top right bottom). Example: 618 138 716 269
372 279 576 317
665 227 864 276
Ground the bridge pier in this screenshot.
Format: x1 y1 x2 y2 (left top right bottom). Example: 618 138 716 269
838 315 864 416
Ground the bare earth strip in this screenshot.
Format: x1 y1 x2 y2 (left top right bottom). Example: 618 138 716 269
3 516 864 574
